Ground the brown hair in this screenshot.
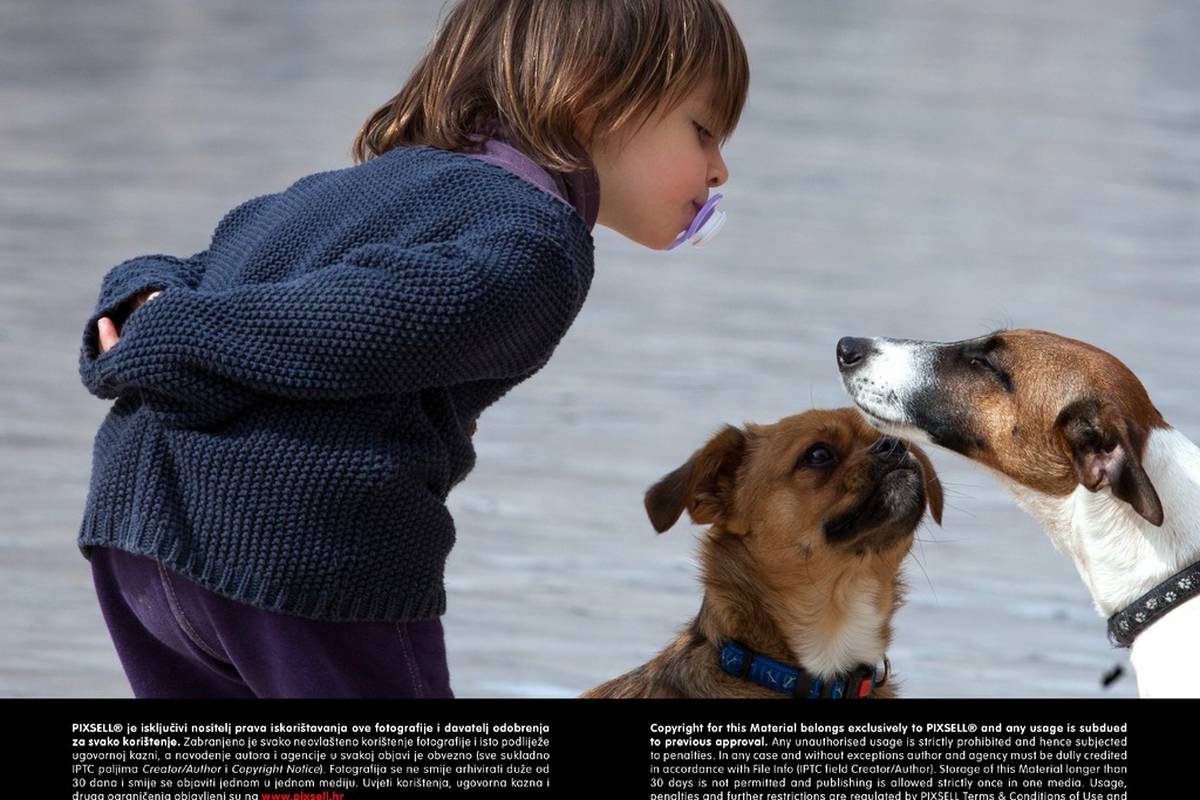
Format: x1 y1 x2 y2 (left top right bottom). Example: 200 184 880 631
351 0 749 171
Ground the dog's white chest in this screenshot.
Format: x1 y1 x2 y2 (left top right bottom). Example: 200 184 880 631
785 577 886 679
1130 595 1200 697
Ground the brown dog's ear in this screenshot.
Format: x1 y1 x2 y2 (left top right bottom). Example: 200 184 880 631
1055 398 1163 526
644 460 694 533
644 426 748 533
907 442 944 525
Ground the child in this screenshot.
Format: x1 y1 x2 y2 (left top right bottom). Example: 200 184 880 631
77 0 749 698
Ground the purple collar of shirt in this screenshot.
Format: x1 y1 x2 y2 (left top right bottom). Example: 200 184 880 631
465 136 599 230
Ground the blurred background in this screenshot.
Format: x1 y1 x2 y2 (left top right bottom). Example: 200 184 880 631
2 0 1197 698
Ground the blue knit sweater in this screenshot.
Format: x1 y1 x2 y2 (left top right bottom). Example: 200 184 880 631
78 146 594 621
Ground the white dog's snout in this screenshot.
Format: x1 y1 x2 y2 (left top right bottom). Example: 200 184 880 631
839 338 933 432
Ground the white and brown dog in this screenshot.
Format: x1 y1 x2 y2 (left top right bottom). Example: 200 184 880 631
836 329 1200 697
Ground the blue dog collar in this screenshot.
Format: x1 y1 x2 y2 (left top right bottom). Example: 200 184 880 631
719 641 884 699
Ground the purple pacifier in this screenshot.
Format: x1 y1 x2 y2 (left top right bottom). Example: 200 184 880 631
666 193 726 250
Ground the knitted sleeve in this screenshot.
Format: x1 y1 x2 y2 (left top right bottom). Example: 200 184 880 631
80 192 280 390
78 228 582 417
86 251 207 333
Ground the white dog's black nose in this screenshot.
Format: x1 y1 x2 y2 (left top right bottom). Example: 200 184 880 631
837 337 873 369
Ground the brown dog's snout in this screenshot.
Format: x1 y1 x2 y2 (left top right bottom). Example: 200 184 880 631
869 435 907 465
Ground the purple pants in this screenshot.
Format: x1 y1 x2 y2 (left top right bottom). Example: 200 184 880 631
89 546 453 699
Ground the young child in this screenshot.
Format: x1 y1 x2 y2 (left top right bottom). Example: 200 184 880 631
77 0 748 698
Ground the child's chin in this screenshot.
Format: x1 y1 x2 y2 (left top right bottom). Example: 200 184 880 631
650 229 680 250
609 222 677 250
626 233 671 250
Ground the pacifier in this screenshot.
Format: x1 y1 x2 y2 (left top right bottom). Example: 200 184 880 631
666 193 725 250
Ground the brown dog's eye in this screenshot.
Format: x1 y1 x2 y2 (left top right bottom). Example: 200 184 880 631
798 444 838 469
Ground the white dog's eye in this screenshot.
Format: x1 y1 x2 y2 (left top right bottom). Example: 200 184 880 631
799 444 838 469
969 354 1013 391
970 356 1001 375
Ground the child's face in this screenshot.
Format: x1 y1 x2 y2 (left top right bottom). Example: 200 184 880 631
588 84 729 250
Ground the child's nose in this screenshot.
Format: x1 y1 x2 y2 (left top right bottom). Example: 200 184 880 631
708 151 728 187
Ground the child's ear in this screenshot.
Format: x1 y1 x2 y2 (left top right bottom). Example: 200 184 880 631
644 426 748 533
574 111 599 149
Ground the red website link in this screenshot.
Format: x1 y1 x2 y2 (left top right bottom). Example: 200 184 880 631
260 791 344 800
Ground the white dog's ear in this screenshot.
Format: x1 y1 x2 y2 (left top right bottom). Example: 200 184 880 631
1055 398 1163 526
644 426 748 533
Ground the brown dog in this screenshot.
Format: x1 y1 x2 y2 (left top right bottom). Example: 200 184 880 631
582 408 942 699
